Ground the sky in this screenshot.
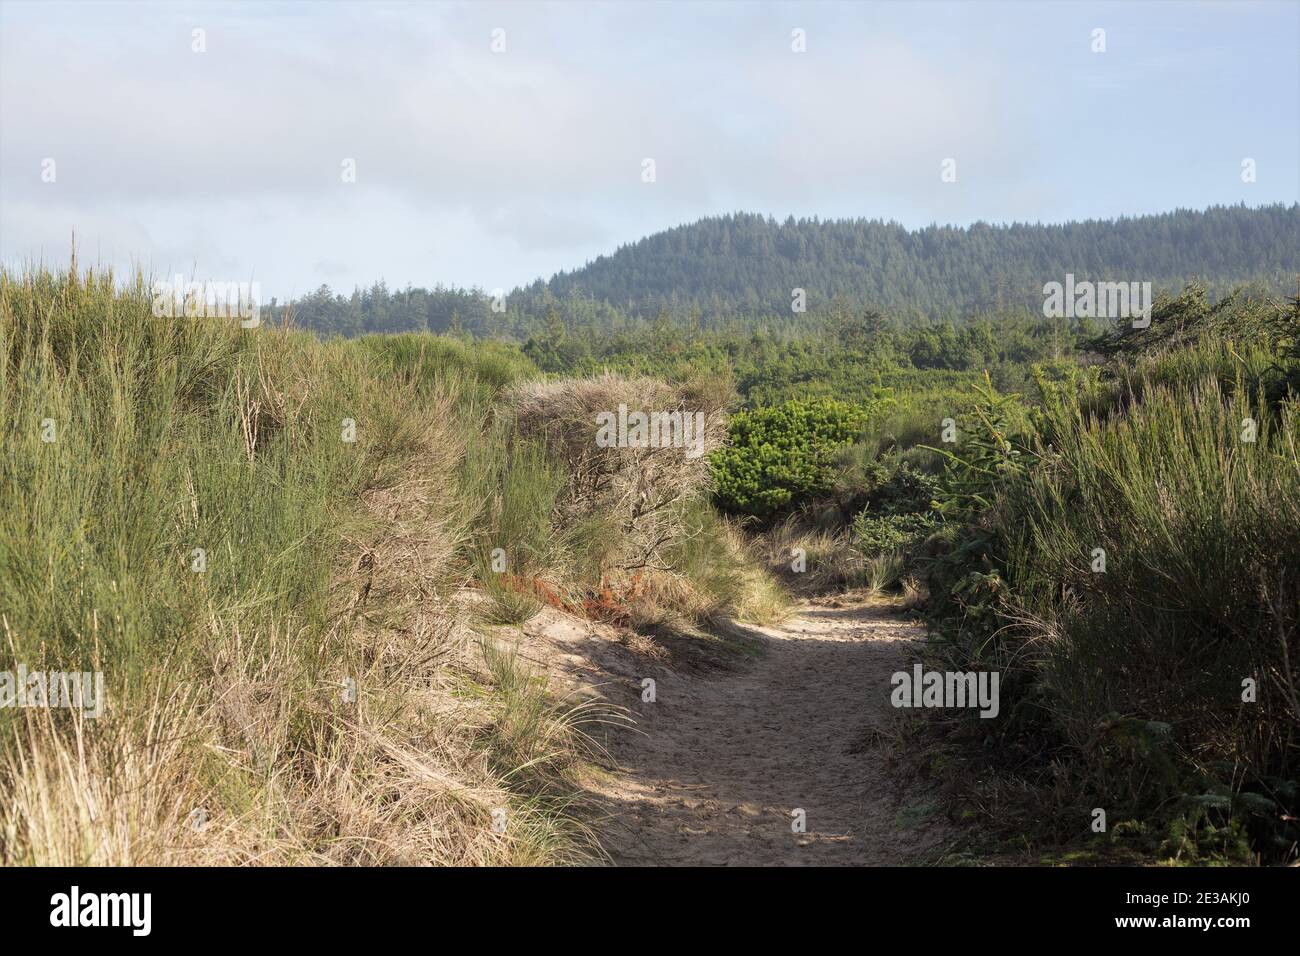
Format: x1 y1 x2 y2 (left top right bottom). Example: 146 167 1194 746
1 0 1297 301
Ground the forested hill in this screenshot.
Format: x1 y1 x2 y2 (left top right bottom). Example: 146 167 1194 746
274 203 1298 339
528 204 1298 323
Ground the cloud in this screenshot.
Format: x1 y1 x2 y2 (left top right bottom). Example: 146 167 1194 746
1 1 1296 296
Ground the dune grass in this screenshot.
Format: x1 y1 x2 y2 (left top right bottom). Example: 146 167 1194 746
924 331 1300 862
1007 373 1298 829
0 265 595 865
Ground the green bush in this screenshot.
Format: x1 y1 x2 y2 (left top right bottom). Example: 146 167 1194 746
869 459 940 513
710 398 869 515
851 510 936 555
848 459 940 556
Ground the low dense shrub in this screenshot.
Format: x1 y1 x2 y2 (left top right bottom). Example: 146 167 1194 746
851 510 937 555
710 398 869 515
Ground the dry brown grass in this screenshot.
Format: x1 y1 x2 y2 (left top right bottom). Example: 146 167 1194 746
755 515 868 595
481 373 790 644
0 696 214 866
506 373 727 579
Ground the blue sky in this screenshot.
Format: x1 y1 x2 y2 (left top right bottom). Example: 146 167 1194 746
1 0 1296 300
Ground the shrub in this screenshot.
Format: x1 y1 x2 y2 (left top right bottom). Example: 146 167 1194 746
851 510 936 555
844 454 942 593
710 398 869 515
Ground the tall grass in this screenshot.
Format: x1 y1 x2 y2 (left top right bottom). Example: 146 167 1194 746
467 432 570 624
1006 375 1298 818
0 265 593 865
928 340 1299 861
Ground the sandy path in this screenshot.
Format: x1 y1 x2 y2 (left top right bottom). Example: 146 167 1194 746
518 595 946 866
